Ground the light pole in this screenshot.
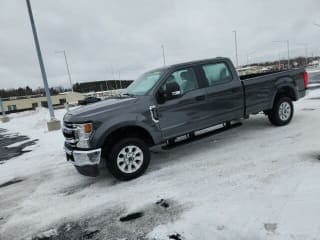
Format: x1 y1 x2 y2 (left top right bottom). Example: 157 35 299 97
55 50 73 92
232 30 239 67
273 40 290 69
161 44 166 66
25 0 60 130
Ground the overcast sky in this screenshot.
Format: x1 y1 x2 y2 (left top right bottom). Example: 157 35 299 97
1 0 320 89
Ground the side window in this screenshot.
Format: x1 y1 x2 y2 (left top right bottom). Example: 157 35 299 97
161 67 199 95
202 62 233 86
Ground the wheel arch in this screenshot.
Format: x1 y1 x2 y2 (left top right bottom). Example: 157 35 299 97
100 124 155 157
270 83 298 109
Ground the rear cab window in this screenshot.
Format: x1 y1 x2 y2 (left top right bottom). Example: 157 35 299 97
201 62 233 86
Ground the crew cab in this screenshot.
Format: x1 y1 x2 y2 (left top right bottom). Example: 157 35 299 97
62 57 308 180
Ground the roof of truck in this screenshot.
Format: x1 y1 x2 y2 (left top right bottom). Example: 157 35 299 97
145 57 230 74
168 57 229 69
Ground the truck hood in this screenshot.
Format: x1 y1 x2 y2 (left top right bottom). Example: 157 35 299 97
63 97 137 123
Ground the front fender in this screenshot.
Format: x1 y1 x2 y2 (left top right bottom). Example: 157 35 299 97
91 115 162 148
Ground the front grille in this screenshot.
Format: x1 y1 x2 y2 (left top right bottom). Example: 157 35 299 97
62 128 75 139
64 122 74 128
63 122 78 146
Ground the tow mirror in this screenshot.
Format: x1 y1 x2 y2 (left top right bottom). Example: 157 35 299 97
156 81 181 104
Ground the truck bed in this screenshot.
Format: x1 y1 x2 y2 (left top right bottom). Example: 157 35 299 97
239 68 306 115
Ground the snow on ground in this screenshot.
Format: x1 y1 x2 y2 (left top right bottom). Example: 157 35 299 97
1 90 320 239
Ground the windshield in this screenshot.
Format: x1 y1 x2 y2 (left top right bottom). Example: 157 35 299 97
126 70 163 95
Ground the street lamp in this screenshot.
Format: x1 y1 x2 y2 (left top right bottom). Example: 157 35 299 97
161 44 166 66
55 50 73 92
273 40 290 69
232 30 239 67
25 0 60 131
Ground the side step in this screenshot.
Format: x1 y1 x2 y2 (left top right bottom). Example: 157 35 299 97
162 122 242 150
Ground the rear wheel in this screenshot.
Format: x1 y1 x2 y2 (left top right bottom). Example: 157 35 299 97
106 138 150 181
268 96 294 126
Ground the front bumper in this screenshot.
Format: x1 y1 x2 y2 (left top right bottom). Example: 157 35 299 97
64 147 102 177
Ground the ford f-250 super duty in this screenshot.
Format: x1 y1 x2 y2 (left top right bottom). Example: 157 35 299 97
63 57 308 180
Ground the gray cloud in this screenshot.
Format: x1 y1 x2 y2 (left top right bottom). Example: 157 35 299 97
1 0 320 89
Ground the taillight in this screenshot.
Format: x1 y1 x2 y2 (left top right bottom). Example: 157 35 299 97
303 71 308 89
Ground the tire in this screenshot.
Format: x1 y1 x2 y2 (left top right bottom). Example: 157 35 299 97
268 96 294 126
106 138 150 181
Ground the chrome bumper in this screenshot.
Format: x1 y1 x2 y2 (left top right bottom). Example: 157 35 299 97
64 147 101 167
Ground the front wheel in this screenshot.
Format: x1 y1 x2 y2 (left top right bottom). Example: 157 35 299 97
268 96 294 126
106 138 150 181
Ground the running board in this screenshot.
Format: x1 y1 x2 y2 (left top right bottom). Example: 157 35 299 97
162 122 242 150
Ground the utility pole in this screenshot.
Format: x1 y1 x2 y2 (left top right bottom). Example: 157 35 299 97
25 0 60 130
55 50 73 92
233 30 239 67
273 40 290 69
161 44 166 66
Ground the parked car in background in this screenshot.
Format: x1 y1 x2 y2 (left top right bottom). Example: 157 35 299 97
78 96 101 105
63 57 308 181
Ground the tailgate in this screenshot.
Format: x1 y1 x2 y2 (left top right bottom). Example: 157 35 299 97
293 69 308 91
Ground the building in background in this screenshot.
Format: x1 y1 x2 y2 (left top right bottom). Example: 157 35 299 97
2 92 85 114
1 80 134 114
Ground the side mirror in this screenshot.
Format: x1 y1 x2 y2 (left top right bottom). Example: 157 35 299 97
156 81 181 104
166 82 181 100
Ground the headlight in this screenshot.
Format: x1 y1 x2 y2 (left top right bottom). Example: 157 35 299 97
74 123 93 148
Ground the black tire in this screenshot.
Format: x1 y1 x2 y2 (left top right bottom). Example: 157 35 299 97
268 96 294 126
106 138 150 181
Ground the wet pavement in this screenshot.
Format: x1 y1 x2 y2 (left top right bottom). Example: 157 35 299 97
0 128 37 163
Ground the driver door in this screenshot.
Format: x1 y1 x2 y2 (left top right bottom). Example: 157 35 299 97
156 67 208 139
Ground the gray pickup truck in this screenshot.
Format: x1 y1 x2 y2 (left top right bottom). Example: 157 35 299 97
63 57 308 180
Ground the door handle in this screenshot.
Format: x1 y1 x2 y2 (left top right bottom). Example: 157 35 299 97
195 95 206 101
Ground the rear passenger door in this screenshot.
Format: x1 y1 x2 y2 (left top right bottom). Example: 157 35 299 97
201 61 244 124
